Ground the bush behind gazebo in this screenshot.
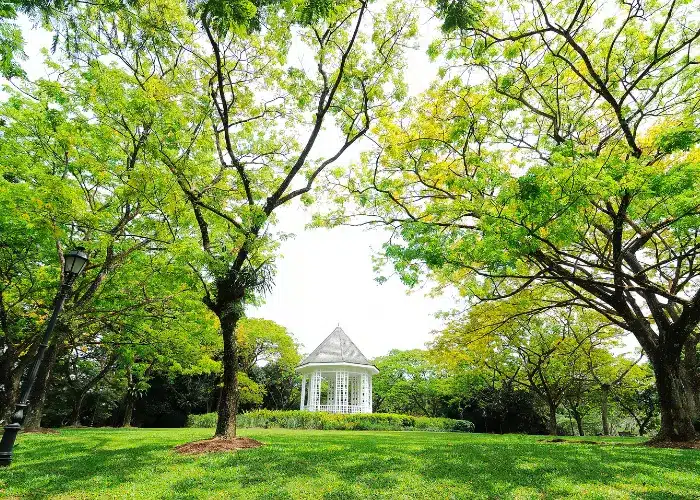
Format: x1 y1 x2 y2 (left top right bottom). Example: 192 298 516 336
187 410 474 432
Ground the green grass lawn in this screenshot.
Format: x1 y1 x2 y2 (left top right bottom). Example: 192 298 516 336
1 428 699 499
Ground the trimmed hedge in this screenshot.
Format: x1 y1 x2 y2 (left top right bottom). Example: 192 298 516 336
186 410 474 432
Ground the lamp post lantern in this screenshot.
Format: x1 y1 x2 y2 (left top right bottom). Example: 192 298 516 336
0 247 88 466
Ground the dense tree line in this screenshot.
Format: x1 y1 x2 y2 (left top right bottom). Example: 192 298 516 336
371 334 659 437
1 315 301 428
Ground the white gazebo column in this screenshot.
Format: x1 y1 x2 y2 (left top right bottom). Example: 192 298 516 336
350 374 360 412
337 375 342 411
309 370 322 411
367 375 372 413
315 370 323 411
349 374 355 411
300 374 307 410
328 374 336 412
334 371 340 414
307 372 315 412
343 371 350 413
336 371 348 413
360 372 369 413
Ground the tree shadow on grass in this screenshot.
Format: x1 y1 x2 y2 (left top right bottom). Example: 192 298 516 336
2 430 699 499
180 432 700 499
414 440 699 499
0 429 208 498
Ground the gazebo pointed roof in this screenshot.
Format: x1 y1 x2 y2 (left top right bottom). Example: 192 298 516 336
299 326 372 367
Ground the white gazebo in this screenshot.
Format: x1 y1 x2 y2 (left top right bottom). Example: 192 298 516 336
297 326 378 414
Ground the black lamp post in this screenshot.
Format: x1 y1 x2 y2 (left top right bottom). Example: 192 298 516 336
0 247 88 466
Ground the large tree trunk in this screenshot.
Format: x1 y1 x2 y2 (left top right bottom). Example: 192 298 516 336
0 347 34 422
70 393 86 426
638 418 649 436
122 398 134 427
68 355 115 427
573 412 584 436
682 334 700 416
600 384 610 436
547 403 558 435
215 306 241 438
23 343 60 430
652 352 698 441
0 364 22 423
90 393 101 427
121 368 134 427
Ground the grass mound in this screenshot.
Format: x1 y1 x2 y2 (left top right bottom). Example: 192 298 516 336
646 440 700 450
542 438 611 445
21 427 60 434
174 437 262 454
186 409 474 432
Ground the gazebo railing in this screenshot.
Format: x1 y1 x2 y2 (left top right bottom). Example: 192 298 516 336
304 404 368 414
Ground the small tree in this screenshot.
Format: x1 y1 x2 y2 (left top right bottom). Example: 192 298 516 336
587 349 642 435
372 349 450 416
615 363 660 436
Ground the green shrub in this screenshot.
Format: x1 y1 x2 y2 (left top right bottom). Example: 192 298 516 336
187 412 218 428
186 410 474 433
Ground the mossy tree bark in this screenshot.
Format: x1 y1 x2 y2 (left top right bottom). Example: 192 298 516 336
651 351 698 441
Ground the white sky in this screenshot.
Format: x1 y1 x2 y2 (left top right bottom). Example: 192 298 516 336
11 10 459 360
249 209 458 358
